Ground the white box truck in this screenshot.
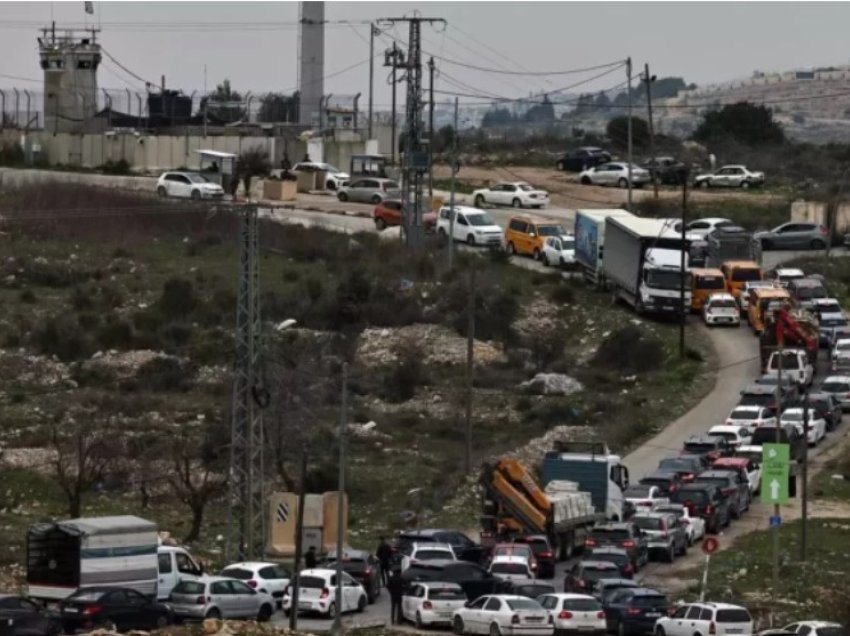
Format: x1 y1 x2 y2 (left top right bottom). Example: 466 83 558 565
574 209 635 287
603 216 692 315
26 516 203 602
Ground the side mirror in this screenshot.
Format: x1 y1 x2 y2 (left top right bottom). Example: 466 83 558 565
529 232 537 238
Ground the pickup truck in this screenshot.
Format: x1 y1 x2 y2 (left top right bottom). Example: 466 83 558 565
765 349 814 387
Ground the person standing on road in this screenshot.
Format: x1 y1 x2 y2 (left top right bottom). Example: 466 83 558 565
387 568 404 625
376 536 392 586
304 546 318 569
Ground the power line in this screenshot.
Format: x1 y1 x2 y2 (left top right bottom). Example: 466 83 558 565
101 47 155 88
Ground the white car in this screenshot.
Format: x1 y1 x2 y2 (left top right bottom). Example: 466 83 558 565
579 162 650 188
472 182 549 209
739 280 778 313
703 293 740 326
780 408 827 446
452 594 553 636
783 622 845 636
489 555 534 581
822 376 850 411
401 543 456 572
725 405 776 433
537 594 605 635
814 298 844 319
541 234 576 268
773 268 806 287
437 206 503 246
766 349 814 386
654 503 706 546
684 217 735 239
281 568 367 618
221 561 291 608
169 576 276 622
401 582 468 628
832 338 850 363
694 165 765 189
623 485 668 511
656 602 753 636
707 425 751 449
156 171 225 200
293 161 350 190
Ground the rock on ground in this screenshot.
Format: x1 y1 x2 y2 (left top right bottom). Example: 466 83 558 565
519 373 584 396
356 324 505 367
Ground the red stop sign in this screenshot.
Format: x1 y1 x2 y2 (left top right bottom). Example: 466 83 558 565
702 537 719 554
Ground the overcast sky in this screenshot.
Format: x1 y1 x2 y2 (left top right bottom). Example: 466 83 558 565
3 1 850 110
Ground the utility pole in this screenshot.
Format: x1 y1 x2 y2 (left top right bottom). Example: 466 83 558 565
447 97 459 269
380 16 447 249
428 56 435 205
772 337 783 602
464 265 475 474
626 57 633 213
390 42 399 165
643 63 658 199
679 172 688 358
368 23 375 139
800 391 809 562
289 451 308 631
332 363 348 636
226 205 266 562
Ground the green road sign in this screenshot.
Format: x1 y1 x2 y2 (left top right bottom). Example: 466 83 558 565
761 443 790 505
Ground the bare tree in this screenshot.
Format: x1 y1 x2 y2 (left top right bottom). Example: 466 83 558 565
165 426 228 543
48 417 120 518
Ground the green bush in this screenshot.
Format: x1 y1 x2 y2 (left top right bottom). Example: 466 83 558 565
34 316 93 361
135 356 191 392
592 325 665 374
383 340 426 402
18 289 36 304
96 318 133 349
159 278 196 319
100 159 132 175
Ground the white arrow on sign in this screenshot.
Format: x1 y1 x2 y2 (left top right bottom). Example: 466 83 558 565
770 478 780 500
768 448 777 459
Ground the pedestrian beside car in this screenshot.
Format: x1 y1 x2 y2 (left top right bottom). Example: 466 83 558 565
376 536 392 586
388 568 404 625
304 546 318 569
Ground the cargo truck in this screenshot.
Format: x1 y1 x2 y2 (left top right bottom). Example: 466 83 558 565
479 443 629 560
603 216 692 315
705 225 761 268
574 209 635 287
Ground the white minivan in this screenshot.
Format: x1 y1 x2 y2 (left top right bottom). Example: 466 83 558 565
655 602 753 636
157 545 205 600
437 205 503 246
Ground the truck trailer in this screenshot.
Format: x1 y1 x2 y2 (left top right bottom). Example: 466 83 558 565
603 216 692 315
574 209 635 287
705 225 761 268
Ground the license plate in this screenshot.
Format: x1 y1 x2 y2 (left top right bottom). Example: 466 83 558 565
646 613 661 618
298 602 311 609
63 608 78 614
725 630 743 634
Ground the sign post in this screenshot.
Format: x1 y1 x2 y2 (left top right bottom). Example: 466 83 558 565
699 538 719 602
761 443 790 505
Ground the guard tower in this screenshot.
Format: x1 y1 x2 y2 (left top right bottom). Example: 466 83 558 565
39 24 101 133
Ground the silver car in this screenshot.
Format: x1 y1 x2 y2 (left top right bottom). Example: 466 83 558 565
631 512 687 562
169 577 275 622
579 162 650 188
754 222 828 250
337 178 400 204
694 164 764 188
821 376 850 411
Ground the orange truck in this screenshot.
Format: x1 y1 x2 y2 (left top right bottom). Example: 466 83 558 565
690 268 727 312
720 260 763 302
747 287 792 334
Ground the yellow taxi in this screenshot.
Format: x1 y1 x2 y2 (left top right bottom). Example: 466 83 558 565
504 215 569 260
690 268 727 312
747 286 791 334
720 260 762 302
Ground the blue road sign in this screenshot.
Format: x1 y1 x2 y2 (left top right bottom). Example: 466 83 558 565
769 515 782 528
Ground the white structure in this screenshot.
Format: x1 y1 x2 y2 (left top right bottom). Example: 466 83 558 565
298 2 325 126
39 26 101 133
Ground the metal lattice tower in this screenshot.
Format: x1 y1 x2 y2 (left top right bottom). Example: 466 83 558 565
226 205 266 561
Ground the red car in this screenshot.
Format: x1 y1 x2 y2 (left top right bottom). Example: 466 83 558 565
373 200 437 232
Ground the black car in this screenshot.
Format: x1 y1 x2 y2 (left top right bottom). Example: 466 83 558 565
639 471 684 496
564 560 621 593
556 147 611 172
642 156 687 185
694 469 750 519
750 424 807 462
807 392 843 431
0 595 60 636
657 455 709 483
324 549 381 602
499 579 556 599
592 578 639 602
401 560 502 600
669 483 731 534
517 535 556 579
588 547 635 579
59 587 171 633
394 529 486 564
585 523 649 570
681 434 733 461
603 587 670 636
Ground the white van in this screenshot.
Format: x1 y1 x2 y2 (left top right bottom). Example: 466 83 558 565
437 206 503 246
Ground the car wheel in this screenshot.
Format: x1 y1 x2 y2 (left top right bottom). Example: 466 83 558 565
467 234 476 246
375 217 387 231
453 616 466 635
699 181 710 189
206 608 221 620
506 242 516 255
257 604 273 622
326 180 337 191
357 595 367 613
512 198 522 208
656 627 666 636
556 161 565 171
580 176 591 185
741 181 750 189
284 609 291 617
810 238 826 249
761 239 773 250
371 194 382 204
338 192 349 202
533 247 541 261
438 228 447 239
327 602 336 619
416 612 424 630
619 620 630 636
490 623 502 636
157 186 167 198
542 253 550 266
191 189 201 200
474 195 485 208
156 614 170 629
618 178 628 188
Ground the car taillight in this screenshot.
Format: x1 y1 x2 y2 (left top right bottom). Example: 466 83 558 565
195 596 206 605
364 568 372 575
821 226 828 236
709 621 716 635
512 614 520 625
577 580 586 588
82 606 102 617
247 580 258 588
622 540 636 548
624 563 634 574
320 587 329 599
667 608 676 616
423 601 433 610
682 473 695 482
722 487 736 497
585 539 596 547
705 505 715 515
597 611 606 619
559 611 574 619
539 551 553 558
627 608 642 616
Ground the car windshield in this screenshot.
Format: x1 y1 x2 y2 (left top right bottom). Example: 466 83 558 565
319 164 340 172
781 411 804 422
797 287 827 300
67 590 105 602
429 587 466 600
697 275 725 289
468 213 495 226
670 490 708 505
822 317 849 327
538 225 566 236
561 239 576 250
633 516 663 530
491 563 528 574
173 581 205 594
709 431 738 441
731 268 761 282
709 299 737 309
819 303 842 314
415 549 452 561
730 408 759 419
299 576 328 588
634 595 668 607
625 486 652 498
659 458 696 471
770 354 801 370
383 181 400 190
836 342 850 352
221 568 253 579
506 599 540 610
583 566 618 581
592 551 628 564
187 174 210 184
563 598 603 611
517 184 535 192
740 393 773 407
815 629 845 636
696 476 730 489
646 270 691 290
716 609 751 623
683 442 717 453
494 546 531 557
591 528 630 542
822 381 850 393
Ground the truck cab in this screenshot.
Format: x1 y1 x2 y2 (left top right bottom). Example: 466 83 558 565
690 268 726 312
640 248 693 314
157 545 204 600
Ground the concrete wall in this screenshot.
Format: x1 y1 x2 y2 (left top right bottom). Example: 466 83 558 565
790 199 850 233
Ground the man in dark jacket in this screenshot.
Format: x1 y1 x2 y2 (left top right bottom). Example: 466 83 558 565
304 546 318 569
387 568 405 625
376 537 392 586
